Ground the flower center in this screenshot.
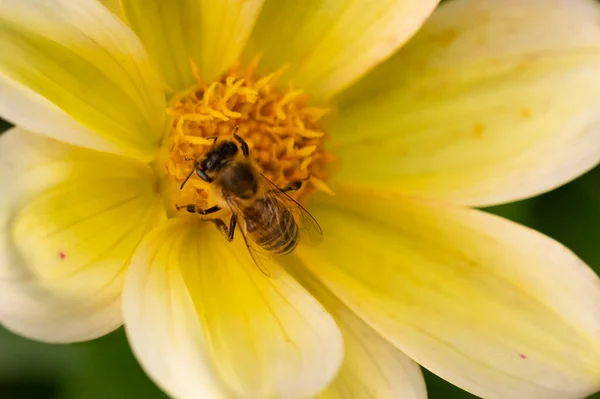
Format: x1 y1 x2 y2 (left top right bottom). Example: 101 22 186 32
161 60 332 218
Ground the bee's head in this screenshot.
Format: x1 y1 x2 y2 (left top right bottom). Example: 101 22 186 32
200 140 239 172
217 141 239 158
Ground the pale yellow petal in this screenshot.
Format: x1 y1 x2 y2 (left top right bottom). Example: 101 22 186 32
98 0 125 20
246 0 439 101
193 0 265 82
121 0 196 92
298 188 600 399
123 219 343 399
288 266 427 399
0 0 165 157
0 73 137 158
319 308 426 399
331 0 600 207
123 0 264 88
0 128 163 343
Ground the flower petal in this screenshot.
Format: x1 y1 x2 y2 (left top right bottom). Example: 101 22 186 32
123 219 343 399
246 0 439 101
193 0 265 83
0 0 166 157
287 266 427 399
0 74 134 158
0 128 163 343
121 0 196 92
98 0 125 20
299 188 600 399
331 0 600 207
123 0 265 88
319 308 426 399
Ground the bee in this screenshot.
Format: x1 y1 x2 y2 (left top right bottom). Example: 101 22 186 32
178 127 322 276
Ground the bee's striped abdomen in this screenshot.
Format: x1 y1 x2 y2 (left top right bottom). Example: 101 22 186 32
245 199 299 255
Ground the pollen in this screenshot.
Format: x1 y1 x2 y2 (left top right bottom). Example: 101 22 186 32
161 59 333 214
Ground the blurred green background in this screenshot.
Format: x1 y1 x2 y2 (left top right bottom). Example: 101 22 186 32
2 116 600 399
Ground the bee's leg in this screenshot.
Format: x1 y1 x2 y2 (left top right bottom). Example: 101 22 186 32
281 180 304 193
212 215 237 241
212 219 228 236
281 175 313 193
266 180 303 195
233 130 249 158
199 205 221 215
176 204 221 215
227 214 237 241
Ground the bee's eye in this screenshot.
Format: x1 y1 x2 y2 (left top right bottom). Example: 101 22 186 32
223 142 239 156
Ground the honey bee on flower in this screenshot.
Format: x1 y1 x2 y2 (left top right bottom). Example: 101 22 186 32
1 0 600 398
176 125 322 275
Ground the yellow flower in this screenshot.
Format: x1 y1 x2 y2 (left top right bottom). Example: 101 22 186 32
1 0 600 398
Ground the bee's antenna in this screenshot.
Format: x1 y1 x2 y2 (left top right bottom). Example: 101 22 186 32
232 125 249 157
180 167 196 190
180 159 198 190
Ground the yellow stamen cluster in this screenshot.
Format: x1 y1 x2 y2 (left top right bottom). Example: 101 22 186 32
162 60 332 215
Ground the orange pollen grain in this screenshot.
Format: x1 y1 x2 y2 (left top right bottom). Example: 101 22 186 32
163 60 333 212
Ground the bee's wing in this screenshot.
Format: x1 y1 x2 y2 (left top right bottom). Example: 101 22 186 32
259 174 323 246
224 195 282 278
